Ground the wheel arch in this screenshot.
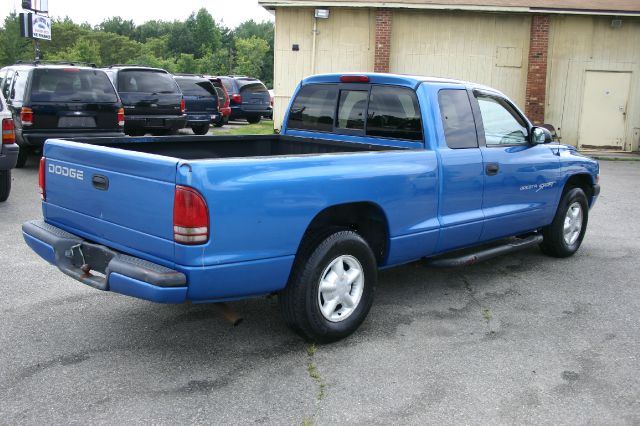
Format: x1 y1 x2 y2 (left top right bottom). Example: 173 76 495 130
297 202 390 265
563 173 595 199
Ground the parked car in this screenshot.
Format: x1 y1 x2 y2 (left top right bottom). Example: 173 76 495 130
103 65 187 136
264 89 274 119
207 77 231 127
218 76 271 123
173 75 220 135
0 91 18 201
22 73 600 343
1 62 125 167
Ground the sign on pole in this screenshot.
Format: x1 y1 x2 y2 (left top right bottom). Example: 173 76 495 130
22 0 49 13
19 13 52 41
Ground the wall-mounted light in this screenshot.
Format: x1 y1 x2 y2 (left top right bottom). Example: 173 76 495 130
315 9 330 19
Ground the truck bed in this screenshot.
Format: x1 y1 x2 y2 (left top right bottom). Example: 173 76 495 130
68 134 400 160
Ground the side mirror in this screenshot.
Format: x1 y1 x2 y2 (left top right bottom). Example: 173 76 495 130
530 126 552 145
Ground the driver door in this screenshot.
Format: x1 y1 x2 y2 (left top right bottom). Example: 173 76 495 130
474 92 561 241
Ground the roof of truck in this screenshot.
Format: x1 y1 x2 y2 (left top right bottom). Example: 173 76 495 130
301 72 502 94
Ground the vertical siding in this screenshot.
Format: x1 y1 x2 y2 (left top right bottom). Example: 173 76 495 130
546 16 640 150
273 7 375 129
390 11 531 106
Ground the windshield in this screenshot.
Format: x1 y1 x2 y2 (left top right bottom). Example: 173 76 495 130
118 70 179 94
175 78 217 97
30 69 119 103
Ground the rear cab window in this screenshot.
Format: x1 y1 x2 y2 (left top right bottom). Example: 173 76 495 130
118 70 179 94
438 89 478 149
287 83 423 142
30 69 118 103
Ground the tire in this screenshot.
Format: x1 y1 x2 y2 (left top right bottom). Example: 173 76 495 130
0 170 10 202
540 187 589 258
192 124 210 135
214 121 224 128
15 146 29 168
279 230 377 343
247 116 261 124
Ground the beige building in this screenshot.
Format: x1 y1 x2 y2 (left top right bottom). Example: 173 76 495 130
259 0 640 151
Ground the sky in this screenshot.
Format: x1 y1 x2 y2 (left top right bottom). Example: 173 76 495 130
3 0 274 28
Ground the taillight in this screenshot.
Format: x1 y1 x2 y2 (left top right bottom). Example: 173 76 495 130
2 118 15 144
231 94 242 104
117 107 125 127
340 75 369 83
21 107 33 126
173 185 209 245
180 98 186 114
39 157 46 200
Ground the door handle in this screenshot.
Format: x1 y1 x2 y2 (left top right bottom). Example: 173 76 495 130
92 175 109 191
486 163 499 176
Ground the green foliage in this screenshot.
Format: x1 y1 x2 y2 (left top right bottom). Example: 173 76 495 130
234 36 269 80
0 10 274 86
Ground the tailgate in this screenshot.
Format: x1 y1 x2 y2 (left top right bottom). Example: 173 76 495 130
42 139 178 263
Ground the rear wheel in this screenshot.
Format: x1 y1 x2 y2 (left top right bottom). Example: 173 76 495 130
247 116 261 124
15 146 29 168
0 170 11 202
540 187 589 258
279 230 377 343
192 124 210 135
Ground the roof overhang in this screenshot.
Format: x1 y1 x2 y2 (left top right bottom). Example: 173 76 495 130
258 1 640 17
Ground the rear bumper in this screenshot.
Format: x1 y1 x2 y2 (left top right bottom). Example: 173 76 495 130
22 220 187 303
17 131 125 147
0 143 19 170
124 115 188 131
230 105 271 120
186 113 219 126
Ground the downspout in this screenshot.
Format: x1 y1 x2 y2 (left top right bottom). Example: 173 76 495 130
311 16 318 74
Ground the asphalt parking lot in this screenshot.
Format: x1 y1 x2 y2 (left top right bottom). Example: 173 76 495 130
0 159 638 425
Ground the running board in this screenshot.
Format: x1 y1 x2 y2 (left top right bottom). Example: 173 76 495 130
425 234 543 268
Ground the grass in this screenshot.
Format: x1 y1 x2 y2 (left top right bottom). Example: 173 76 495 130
220 120 275 136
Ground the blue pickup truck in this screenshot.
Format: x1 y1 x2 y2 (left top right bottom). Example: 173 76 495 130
22 73 600 342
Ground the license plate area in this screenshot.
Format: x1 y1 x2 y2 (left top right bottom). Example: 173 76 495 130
58 116 96 128
147 118 165 127
67 242 117 276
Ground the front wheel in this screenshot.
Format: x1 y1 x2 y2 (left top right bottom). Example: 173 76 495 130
279 230 377 343
246 116 261 124
0 170 11 202
540 187 589 258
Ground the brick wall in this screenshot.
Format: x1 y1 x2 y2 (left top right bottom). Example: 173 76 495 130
374 9 393 73
525 14 550 125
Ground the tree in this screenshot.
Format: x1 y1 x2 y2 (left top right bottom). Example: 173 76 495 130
48 38 102 64
175 53 196 73
98 17 135 38
234 36 269 78
190 9 221 58
0 13 34 64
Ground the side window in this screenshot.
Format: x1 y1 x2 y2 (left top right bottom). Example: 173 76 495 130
477 96 528 146
438 89 478 149
287 84 337 132
337 90 367 130
10 70 29 103
2 70 15 99
366 86 422 141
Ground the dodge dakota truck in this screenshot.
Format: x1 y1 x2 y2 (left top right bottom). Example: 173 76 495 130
22 73 600 342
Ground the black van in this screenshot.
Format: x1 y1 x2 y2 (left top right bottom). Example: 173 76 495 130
2 63 125 167
104 66 187 136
